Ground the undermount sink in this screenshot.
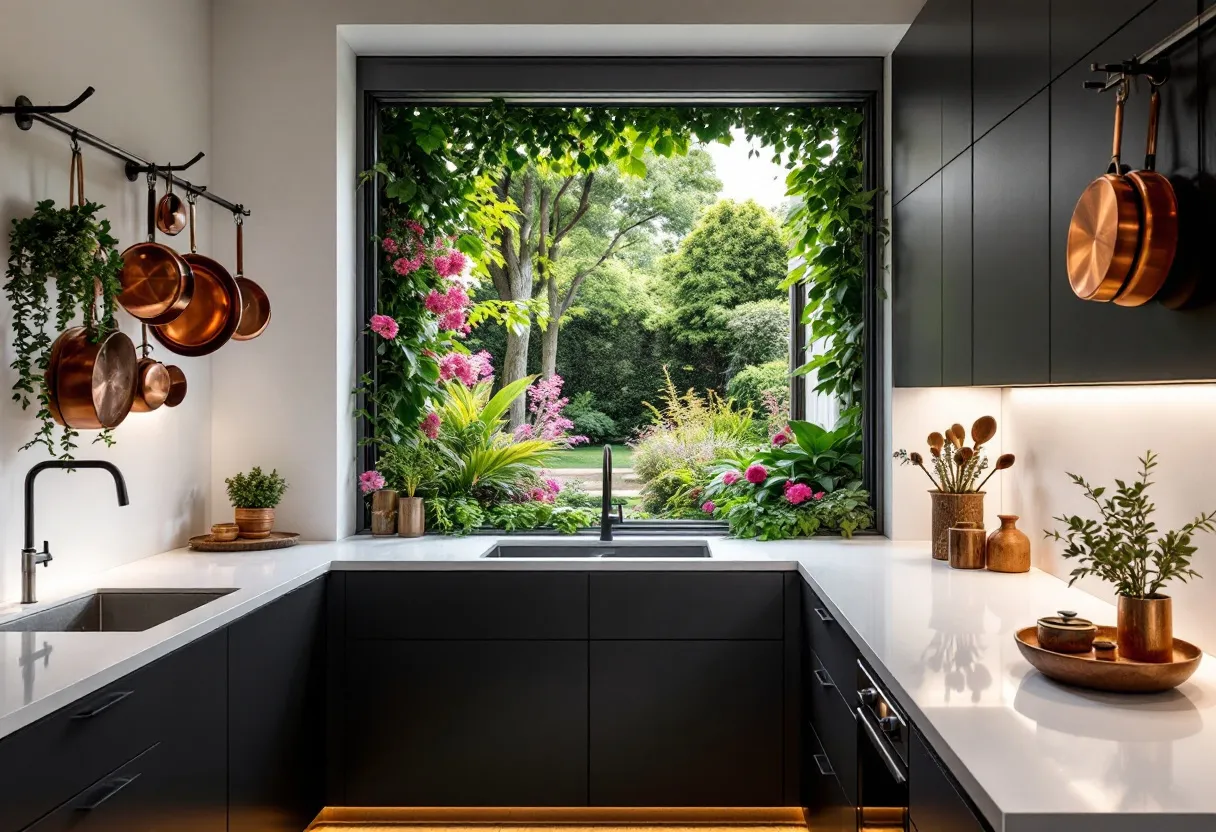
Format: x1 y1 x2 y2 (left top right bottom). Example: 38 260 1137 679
484 542 710 559
0 589 236 633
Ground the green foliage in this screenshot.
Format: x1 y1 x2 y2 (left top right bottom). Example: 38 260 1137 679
6 198 123 458
745 419 864 495
380 440 444 497
485 502 597 534
725 299 790 372
425 496 486 535
225 467 288 509
715 488 874 541
556 479 598 509
564 392 617 443
1044 451 1216 598
727 362 789 416
549 506 598 534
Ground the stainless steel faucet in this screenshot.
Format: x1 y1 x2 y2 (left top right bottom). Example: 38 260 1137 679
23 461 129 604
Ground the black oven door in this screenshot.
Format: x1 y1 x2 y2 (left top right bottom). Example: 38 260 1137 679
856 660 909 829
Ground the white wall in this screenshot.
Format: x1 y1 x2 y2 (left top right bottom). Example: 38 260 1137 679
0 0 213 602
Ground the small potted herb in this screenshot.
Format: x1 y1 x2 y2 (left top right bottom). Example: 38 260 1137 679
380 440 442 537
225 467 288 539
1045 451 1216 662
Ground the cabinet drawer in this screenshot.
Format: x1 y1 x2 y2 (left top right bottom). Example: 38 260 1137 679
590 572 783 639
802 582 857 696
807 650 858 805
804 722 858 832
346 571 588 639
910 729 986 832
26 742 165 832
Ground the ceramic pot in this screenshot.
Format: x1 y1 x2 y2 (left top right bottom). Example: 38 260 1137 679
986 514 1030 572
948 521 987 569
370 489 399 536
1118 594 1173 663
398 496 425 538
234 507 274 539
930 491 985 561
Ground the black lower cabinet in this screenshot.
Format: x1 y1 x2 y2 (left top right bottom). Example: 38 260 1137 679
590 640 784 806
910 729 985 832
803 723 858 832
228 577 327 832
344 639 589 806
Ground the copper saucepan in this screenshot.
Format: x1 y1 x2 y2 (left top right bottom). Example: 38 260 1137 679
164 364 187 407
119 172 194 323
155 175 187 236
1114 84 1178 307
231 215 270 341
1066 78 1141 302
131 325 171 413
151 191 240 356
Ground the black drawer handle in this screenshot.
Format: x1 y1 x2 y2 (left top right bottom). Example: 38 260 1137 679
814 607 833 623
78 773 140 811
72 690 133 720
813 668 835 688
813 753 834 777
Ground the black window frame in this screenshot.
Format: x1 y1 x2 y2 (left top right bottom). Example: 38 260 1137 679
356 56 885 535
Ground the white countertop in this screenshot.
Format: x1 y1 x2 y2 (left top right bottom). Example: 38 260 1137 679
0 534 1212 832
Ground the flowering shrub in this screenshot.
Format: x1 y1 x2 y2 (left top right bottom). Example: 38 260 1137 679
513 374 588 446
745 463 768 484
359 470 387 494
370 314 399 340
439 350 494 386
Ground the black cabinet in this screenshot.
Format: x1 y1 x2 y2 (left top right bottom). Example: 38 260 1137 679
892 170 942 387
892 10 941 203
590 640 784 806
803 723 858 832
972 0 1050 141
806 650 858 806
941 149 973 386
1049 0 1155 78
933 0 973 164
590 572 783 639
344 640 589 806
972 90 1050 384
910 730 985 832
229 577 327 832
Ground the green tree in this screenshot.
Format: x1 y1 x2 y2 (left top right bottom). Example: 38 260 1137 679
725 298 789 372
660 200 788 391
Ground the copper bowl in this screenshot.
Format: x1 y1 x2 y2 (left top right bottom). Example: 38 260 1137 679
151 252 240 357
130 357 171 413
210 523 240 543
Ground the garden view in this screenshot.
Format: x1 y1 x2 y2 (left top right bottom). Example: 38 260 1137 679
357 104 877 539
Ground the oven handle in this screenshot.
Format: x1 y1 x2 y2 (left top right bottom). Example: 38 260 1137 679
857 706 907 785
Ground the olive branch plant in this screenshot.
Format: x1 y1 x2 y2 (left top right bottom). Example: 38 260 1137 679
1044 451 1216 599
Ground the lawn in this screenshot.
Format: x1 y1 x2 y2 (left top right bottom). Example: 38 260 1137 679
548 444 634 469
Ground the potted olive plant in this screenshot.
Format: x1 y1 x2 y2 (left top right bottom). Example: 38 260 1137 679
895 416 1015 560
381 440 442 538
225 467 288 539
1046 451 1215 662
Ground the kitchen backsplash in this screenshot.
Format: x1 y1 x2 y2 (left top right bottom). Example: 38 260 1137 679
892 384 1216 652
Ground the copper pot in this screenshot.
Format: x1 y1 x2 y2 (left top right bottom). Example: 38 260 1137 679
210 523 240 543
1037 610 1097 654
130 326 171 413
234 507 274 539
163 364 187 407
231 216 270 341
151 193 241 357
1118 594 1173 663
119 174 194 324
154 176 186 236
49 326 138 429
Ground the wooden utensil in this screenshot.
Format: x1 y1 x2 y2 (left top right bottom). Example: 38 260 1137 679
1114 84 1178 307
1067 79 1141 301
119 172 194 323
230 214 270 341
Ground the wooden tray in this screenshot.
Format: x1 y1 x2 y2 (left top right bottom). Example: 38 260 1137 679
189 532 299 552
1016 625 1201 693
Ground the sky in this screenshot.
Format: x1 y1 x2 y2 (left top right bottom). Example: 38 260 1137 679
700 127 790 215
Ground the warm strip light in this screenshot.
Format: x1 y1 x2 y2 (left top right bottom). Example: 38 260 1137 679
313 807 808 827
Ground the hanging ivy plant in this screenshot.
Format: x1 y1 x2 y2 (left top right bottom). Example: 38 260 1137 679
6 198 122 458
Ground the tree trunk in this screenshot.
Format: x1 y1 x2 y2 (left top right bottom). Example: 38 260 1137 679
504 325 532 428
541 315 559 379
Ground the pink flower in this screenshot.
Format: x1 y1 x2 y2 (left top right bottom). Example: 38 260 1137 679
544 477 562 495
404 219 425 236
471 350 494 380
425 290 448 315
439 310 470 334
359 470 386 494
723 471 740 486
701 501 716 514
420 412 441 439
444 283 470 310
745 463 768 484
772 431 790 447
813 490 826 501
370 314 399 340
784 482 813 505
439 352 479 386
445 250 468 275
529 487 555 504
393 254 424 276
382 237 398 254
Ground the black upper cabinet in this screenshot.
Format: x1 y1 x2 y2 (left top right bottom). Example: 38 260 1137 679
973 0 1050 141
934 0 973 163
892 170 943 387
229 577 327 832
893 8 941 203
1050 0 1209 383
1049 0 1156 78
972 90 1051 385
941 149 973 386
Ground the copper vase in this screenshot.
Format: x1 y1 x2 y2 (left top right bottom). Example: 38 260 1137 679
986 514 1031 573
398 496 425 538
1117 594 1173 663
234 507 274 539
370 489 399 536
930 491 985 561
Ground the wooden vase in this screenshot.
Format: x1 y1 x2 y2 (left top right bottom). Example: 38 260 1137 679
930 491 985 561
1118 594 1173 663
948 521 987 569
370 489 399 536
398 496 425 538
987 514 1030 573
234 507 274 539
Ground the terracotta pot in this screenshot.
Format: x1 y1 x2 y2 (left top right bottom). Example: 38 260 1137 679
987 514 1030 573
398 496 425 538
948 521 986 569
234 507 274 539
370 489 399 536
1118 594 1173 663
930 491 985 561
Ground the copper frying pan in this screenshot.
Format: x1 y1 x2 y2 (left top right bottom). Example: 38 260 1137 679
231 215 270 341
1115 85 1178 307
119 173 194 323
155 176 186 236
164 365 187 407
1067 79 1142 302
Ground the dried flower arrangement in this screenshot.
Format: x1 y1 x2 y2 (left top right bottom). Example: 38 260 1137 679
894 416 1015 493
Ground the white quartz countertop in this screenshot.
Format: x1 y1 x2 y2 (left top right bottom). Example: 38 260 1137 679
1 534 1213 832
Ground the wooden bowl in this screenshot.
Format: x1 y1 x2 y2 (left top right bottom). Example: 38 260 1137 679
1016 625 1202 693
210 523 240 543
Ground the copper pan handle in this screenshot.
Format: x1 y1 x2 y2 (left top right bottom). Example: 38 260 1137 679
234 213 244 278
1108 79 1129 175
1145 86 1162 172
146 172 157 242
187 190 198 255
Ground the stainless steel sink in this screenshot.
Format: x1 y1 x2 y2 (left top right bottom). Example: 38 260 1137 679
484 543 710 558
0 589 236 632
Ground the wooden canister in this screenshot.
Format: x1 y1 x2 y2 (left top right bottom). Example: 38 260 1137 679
370 489 399 536
948 521 987 569
987 514 1031 573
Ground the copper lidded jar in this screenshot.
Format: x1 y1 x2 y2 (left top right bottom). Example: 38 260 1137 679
1037 610 1097 653
948 521 987 569
1118 594 1173 663
930 491 985 561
